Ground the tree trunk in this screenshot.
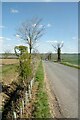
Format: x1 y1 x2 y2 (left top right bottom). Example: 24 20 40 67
57 48 61 62
30 46 32 54
29 39 32 54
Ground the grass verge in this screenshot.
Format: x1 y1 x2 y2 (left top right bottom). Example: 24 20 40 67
33 61 50 118
61 62 80 69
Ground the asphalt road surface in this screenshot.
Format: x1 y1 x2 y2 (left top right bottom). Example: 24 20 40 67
43 61 78 118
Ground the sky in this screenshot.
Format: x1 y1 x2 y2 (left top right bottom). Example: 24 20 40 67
1 0 79 2
0 2 78 53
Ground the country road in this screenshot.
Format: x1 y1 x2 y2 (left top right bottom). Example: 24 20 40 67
43 61 78 118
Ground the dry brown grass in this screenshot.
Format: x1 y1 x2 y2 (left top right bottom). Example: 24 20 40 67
0 59 19 65
0 59 19 84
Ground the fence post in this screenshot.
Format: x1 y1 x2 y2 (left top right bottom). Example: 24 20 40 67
30 80 32 91
31 78 34 90
13 111 17 119
20 106 22 118
29 84 31 99
22 99 24 114
25 91 28 106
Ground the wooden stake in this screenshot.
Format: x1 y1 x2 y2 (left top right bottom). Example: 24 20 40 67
22 99 24 114
20 107 22 118
25 91 28 105
13 111 17 119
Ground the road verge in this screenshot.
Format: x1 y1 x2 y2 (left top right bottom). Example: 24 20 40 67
33 61 51 118
60 62 80 69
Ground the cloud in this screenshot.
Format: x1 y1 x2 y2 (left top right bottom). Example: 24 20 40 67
0 26 5 29
46 40 54 43
47 23 51 27
0 37 11 41
6 38 11 41
16 34 20 38
0 37 5 41
72 36 77 40
46 40 57 43
11 8 19 13
39 24 43 28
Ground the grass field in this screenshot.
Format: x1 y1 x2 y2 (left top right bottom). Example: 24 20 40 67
41 53 80 66
61 54 79 65
1 59 18 65
51 54 79 65
0 59 18 84
2 64 18 84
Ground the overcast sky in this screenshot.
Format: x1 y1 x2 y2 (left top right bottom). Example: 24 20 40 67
0 2 78 53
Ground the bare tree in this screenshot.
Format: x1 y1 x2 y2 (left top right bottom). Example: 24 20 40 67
16 17 45 54
52 41 64 62
47 53 52 61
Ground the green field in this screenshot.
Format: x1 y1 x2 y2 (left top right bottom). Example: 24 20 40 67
41 53 80 66
0 64 18 84
61 54 79 65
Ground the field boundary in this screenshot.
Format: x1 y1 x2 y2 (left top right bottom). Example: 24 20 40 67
60 62 80 69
